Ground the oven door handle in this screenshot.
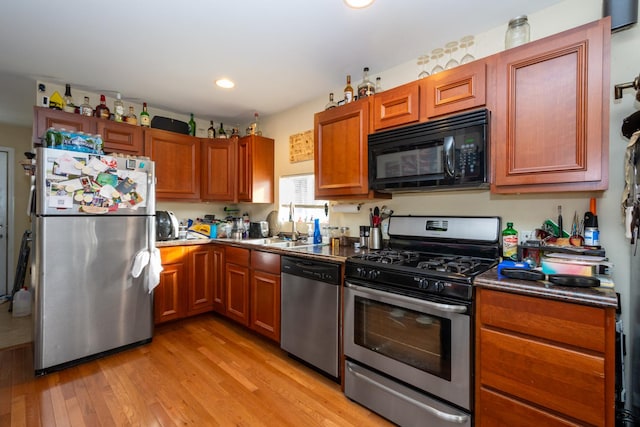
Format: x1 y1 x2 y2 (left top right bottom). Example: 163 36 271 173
346 282 468 314
347 364 469 424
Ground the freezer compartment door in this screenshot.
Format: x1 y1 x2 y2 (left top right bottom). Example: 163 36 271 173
33 215 153 371
35 147 155 216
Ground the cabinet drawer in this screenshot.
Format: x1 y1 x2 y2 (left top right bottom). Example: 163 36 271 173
372 81 420 131
251 250 280 274
226 246 250 266
477 388 584 427
478 289 606 352
159 246 187 264
478 327 604 426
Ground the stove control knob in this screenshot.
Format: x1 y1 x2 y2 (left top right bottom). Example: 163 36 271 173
356 267 366 278
418 278 430 289
368 270 380 280
433 281 445 292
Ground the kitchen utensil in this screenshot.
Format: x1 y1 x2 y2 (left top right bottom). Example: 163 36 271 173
557 205 563 237
500 268 600 287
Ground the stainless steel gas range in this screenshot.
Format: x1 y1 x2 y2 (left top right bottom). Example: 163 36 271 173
343 216 501 427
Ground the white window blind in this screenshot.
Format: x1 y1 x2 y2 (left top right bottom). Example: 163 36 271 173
279 174 328 223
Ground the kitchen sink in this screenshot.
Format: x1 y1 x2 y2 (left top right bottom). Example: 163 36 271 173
215 237 321 249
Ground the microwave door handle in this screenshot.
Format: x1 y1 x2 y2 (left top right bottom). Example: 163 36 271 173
443 136 455 178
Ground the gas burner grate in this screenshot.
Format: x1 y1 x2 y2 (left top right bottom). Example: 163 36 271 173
356 250 420 265
416 256 482 275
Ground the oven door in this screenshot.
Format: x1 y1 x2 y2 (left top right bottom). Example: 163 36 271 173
344 280 471 411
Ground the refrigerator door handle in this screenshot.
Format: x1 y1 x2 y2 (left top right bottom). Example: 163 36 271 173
27 184 35 217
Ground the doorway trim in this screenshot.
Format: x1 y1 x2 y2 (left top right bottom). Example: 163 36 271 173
0 146 15 297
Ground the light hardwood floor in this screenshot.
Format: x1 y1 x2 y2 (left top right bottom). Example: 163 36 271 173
0 313 394 427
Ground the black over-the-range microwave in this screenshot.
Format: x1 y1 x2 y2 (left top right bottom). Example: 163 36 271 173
368 108 489 192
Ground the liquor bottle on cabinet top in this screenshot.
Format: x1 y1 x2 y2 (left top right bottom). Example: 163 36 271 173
94 94 110 119
357 67 375 98
80 96 93 116
218 122 227 139
188 113 196 136
375 77 382 93
113 93 124 122
125 106 137 125
344 75 354 103
63 84 75 113
253 112 262 136
140 102 150 127
207 120 216 138
325 93 338 110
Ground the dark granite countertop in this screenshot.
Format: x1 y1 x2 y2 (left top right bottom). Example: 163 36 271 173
475 267 618 309
156 237 363 263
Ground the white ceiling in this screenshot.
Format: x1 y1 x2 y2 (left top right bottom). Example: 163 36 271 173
0 0 564 127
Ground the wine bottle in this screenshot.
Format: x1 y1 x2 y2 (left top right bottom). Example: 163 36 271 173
207 120 216 138
357 67 375 98
325 93 338 110
125 106 137 125
218 122 227 139
80 96 93 117
94 94 110 119
253 112 262 136
140 102 151 127
63 84 75 113
113 93 124 122
344 75 354 103
188 113 196 136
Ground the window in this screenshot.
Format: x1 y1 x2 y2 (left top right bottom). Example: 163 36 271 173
278 174 328 224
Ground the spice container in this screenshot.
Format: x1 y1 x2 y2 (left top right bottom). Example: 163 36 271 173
505 15 530 49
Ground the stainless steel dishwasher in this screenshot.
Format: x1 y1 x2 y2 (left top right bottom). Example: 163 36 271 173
280 256 341 379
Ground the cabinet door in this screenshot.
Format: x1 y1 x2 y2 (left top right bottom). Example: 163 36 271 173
225 263 250 326
155 246 187 324
97 120 144 156
201 138 236 201
33 106 96 145
250 270 280 342
492 17 610 193
236 137 252 201
372 81 420 131
145 129 201 200
186 245 214 316
422 60 487 119
314 98 380 199
211 245 226 314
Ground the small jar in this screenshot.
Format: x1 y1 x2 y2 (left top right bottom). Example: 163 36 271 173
505 15 530 49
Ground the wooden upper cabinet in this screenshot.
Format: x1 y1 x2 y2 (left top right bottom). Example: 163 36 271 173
237 135 275 203
421 59 487 119
145 128 201 200
33 106 96 145
202 135 274 203
315 98 387 200
491 17 610 193
97 120 144 156
372 81 420 131
201 138 236 201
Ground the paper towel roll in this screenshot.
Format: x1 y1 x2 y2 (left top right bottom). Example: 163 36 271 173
332 204 361 213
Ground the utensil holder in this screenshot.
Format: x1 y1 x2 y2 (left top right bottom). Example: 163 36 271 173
369 227 382 250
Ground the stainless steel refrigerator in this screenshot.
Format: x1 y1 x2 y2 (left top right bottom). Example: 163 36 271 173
32 147 156 375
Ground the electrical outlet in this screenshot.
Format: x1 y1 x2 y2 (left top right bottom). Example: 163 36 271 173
520 230 534 244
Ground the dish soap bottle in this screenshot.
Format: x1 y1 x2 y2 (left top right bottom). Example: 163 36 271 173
313 218 322 244
502 222 519 260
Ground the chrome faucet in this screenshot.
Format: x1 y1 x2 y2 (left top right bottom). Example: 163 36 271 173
289 202 298 241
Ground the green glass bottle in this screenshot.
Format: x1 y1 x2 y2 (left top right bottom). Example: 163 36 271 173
188 113 196 136
502 222 519 260
140 102 150 127
218 122 227 139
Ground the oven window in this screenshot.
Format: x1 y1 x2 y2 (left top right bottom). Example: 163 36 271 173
375 145 443 179
353 296 451 381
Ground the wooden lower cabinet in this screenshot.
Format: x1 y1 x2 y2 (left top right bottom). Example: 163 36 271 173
225 246 251 326
210 244 226 314
475 287 615 426
155 246 187 324
155 244 224 324
250 251 281 342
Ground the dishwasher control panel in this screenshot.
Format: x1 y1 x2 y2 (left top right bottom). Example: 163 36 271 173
281 256 341 285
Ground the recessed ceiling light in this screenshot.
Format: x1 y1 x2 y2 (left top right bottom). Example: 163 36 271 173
216 78 235 89
344 0 374 8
